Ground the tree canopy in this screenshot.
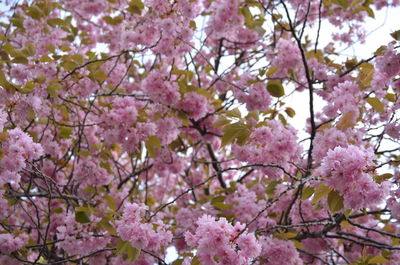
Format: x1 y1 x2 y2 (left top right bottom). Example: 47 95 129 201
0 0 400 264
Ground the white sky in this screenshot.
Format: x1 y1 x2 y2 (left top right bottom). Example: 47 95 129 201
287 6 400 139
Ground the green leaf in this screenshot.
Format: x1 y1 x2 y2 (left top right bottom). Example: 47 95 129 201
363 5 375 18
191 255 201 265
385 93 396 102
10 17 24 29
221 122 250 146
100 161 113 174
90 68 107 82
0 132 9 142
366 97 384 113
312 184 331 204
236 126 251 145
104 195 117 210
221 123 240 146
337 111 356 130
37 256 47 263
332 0 348 8
127 245 141 262
2 43 15 55
0 70 8 86
172 259 184 265
75 211 90 223
0 70 17 92
103 15 124 25
374 173 393 184
225 108 241 118
213 117 230 127
350 0 364 8
19 81 35 94
12 56 29 64
46 44 56 53
327 190 344 212
189 21 196 30
59 127 73 139
279 231 298 239
62 61 78 71
390 30 400 41
23 43 36 57
278 113 287 125
285 107 296 117
212 202 233 210
267 81 285 97
211 195 226 204
127 0 145 14
47 18 67 27
98 218 117 236
265 67 279 76
53 207 63 213
40 54 53 62
70 54 85 64
301 186 314 200
76 150 91 157
47 82 62 97
25 6 44 20
145 135 161 158
265 180 280 196
368 256 389 264
0 50 9 61
116 239 129 255
116 239 141 262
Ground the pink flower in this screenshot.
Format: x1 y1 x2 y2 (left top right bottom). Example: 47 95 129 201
116 203 172 251
156 117 181 145
142 69 181 106
318 145 387 209
259 236 303 265
179 92 209 120
184 215 261 265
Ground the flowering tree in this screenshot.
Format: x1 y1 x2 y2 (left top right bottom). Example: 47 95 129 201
0 0 400 264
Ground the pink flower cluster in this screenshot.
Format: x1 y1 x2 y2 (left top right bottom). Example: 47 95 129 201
312 127 364 166
318 145 388 209
104 97 138 128
235 81 272 112
312 128 349 165
56 213 110 256
179 92 210 120
74 157 112 188
373 45 400 92
142 69 180 106
385 122 400 139
0 110 7 131
65 0 106 16
269 38 301 76
208 0 243 35
184 215 261 265
233 120 301 178
225 184 264 224
388 189 400 220
258 236 303 265
0 233 27 254
0 128 43 186
375 45 400 79
323 81 362 122
153 149 185 178
156 117 181 145
116 203 172 251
